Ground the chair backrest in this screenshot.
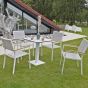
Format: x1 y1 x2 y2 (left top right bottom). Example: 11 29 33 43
52 31 63 43
13 31 25 40
78 39 88 54
65 24 69 30
1 38 13 51
65 24 72 31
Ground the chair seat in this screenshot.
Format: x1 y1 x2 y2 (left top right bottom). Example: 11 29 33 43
62 51 81 60
5 50 27 59
13 41 32 50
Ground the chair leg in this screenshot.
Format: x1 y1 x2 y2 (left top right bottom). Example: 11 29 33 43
61 57 65 74
33 43 35 56
13 58 16 75
60 43 63 66
80 60 83 75
28 48 31 69
3 55 6 69
60 51 63 66
51 42 54 61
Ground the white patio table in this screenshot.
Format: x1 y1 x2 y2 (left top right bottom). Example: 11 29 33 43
25 36 52 66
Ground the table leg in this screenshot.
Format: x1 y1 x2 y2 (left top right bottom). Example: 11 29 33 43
30 41 45 66
35 42 40 63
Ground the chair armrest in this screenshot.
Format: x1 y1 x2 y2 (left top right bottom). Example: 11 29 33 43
12 40 22 46
78 52 86 55
64 50 78 53
63 44 78 48
13 43 30 51
12 39 26 43
62 44 78 53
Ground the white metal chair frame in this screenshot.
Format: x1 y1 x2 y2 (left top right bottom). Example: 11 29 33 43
2 37 31 74
51 31 63 61
61 38 88 75
41 31 63 61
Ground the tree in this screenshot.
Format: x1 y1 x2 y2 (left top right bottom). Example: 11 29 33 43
22 0 88 25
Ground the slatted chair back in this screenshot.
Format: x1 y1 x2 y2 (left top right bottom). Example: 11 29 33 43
13 31 25 40
52 31 63 43
2 38 13 51
78 39 88 54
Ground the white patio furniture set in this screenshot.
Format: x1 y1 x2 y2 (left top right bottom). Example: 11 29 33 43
0 10 88 75
1 37 31 74
0 30 88 75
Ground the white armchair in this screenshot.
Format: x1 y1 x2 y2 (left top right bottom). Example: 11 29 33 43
61 38 88 75
51 31 64 61
42 31 63 61
1 37 31 74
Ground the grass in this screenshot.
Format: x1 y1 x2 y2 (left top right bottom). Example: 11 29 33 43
0 27 88 88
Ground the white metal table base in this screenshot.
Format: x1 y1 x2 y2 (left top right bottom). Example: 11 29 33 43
30 40 45 66
30 60 45 66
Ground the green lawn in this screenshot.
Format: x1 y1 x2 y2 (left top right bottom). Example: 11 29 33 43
0 27 88 88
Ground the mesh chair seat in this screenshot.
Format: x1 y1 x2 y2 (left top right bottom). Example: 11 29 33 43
62 52 81 60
